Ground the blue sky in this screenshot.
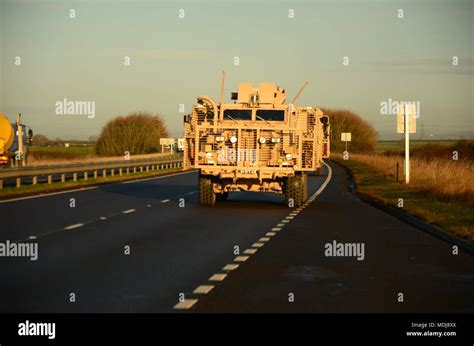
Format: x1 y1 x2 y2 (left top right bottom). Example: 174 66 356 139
1 0 472 140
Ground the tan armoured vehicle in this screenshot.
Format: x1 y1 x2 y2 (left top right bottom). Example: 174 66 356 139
183 75 330 206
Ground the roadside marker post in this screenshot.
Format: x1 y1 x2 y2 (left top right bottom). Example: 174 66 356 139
405 106 410 184
397 104 417 184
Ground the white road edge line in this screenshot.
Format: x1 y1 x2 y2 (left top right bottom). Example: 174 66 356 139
1 170 195 203
121 170 192 184
0 186 99 203
313 162 332 198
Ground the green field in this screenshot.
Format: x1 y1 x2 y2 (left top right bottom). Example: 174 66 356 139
30 146 96 160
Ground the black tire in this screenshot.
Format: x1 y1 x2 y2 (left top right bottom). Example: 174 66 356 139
216 192 228 201
284 174 304 207
302 173 308 201
198 174 216 206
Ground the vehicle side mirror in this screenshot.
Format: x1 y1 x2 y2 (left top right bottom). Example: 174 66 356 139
28 129 33 143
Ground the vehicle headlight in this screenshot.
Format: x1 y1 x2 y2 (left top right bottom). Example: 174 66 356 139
205 152 213 158
285 153 292 161
271 137 281 143
259 137 266 144
230 136 237 144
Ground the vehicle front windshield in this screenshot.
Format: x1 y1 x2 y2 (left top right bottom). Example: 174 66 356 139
256 110 285 121
223 109 252 121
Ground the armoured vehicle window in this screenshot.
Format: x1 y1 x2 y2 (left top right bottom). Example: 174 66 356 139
223 109 252 121
256 110 285 121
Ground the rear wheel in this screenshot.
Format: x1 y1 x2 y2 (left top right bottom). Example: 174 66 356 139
302 173 308 201
284 174 304 207
198 174 216 206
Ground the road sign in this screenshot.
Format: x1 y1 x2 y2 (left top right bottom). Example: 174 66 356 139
397 104 416 134
341 132 351 153
160 138 176 154
159 138 176 146
341 133 351 142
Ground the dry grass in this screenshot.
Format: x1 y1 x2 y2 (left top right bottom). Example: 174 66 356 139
334 152 473 242
349 153 474 206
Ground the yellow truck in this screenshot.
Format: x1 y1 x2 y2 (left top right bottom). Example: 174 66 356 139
183 75 330 206
0 113 33 167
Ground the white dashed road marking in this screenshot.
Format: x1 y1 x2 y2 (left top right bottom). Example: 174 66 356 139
209 274 227 282
122 209 136 214
234 256 249 262
173 299 198 310
223 264 239 271
64 223 84 230
193 285 214 294
171 163 333 311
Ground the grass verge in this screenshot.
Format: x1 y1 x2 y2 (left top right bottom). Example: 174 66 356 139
332 155 473 243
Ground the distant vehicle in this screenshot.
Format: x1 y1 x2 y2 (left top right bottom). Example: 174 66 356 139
183 75 330 206
177 138 184 152
0 113 34 167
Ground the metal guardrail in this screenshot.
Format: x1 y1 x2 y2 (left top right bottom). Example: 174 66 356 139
0 157 183 189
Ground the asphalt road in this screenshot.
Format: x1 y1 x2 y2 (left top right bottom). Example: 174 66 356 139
0 162 472 313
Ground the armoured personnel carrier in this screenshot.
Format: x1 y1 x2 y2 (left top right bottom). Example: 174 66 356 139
183 76 330 206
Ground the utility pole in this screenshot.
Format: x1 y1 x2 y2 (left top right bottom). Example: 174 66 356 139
404 105 410 184
419 119 424 140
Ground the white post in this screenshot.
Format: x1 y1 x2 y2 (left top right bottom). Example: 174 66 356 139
404 105 410 184
16 114 24 167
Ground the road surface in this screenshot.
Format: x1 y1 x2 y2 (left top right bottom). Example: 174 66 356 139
0 162 472 313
